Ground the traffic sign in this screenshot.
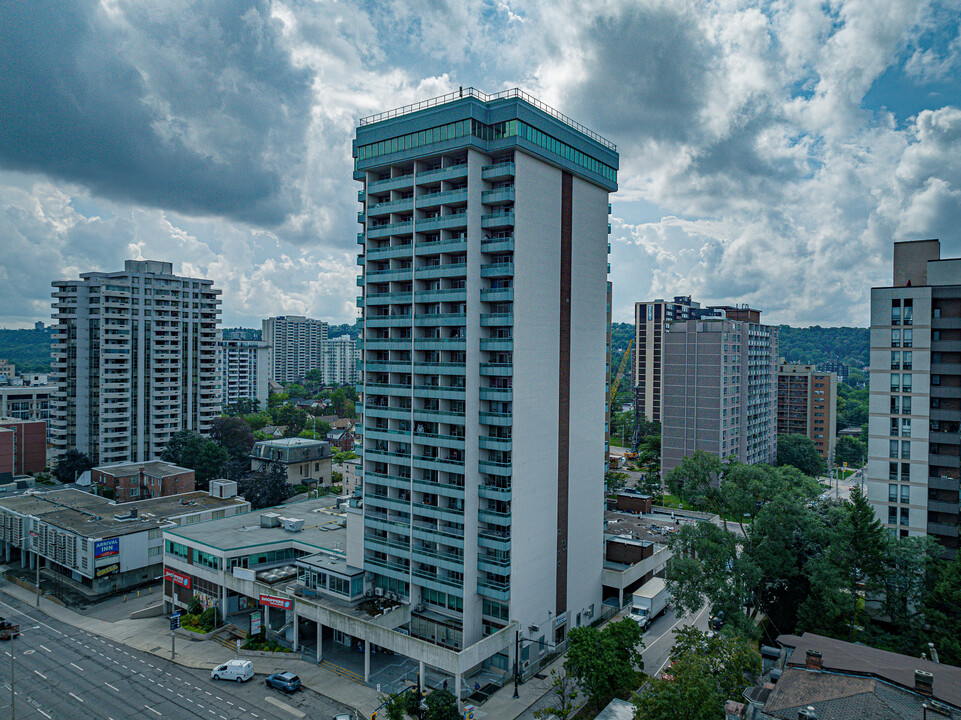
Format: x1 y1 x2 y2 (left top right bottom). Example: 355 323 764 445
170 612 181 630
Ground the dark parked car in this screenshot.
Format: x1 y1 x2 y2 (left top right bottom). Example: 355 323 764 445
265 672 301 693
710 611 726 631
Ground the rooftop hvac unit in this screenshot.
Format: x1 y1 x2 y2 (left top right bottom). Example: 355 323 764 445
414 604 425 613
283 518 305 532
260 513 282 528
374 588 384 597
209 480 238 499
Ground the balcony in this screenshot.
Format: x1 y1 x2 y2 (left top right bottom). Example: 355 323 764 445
478 482 511 501
481 235 514 253
417 214 468 233
481 211 515 229
480 263 514 279
477 555 511 574
415 262 468 280
477 579 510 601
416 287 466 303
481 162 515 180
480 312 513 327
414 311 467 326
480 337 512 352
367 220 414 239
479 387 513 401
481 187 515 205
480 287 513 303
416 164 468 184
414 337 466 351
480 362 513 377
367 197 414 216
414 188 468 209
368 174 416 193
928 522 959 538
366 243 414 261
479 435 512 451
478 459 512 477
479 411 512 426
478 528 510 551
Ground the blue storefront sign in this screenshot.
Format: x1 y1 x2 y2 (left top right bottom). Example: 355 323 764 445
94 538 120 560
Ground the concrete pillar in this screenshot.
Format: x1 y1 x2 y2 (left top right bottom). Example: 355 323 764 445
221 580 227 624
265 604 271 631
364 640 370 682
4 540 10 562
292 612 299 652
419 660 425 690
316 622 323 663
20 547 26 569
455 673 462 709
29 551 35 570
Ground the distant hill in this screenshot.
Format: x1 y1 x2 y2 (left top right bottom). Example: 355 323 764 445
223 327 262 340
0 328 53 372
776 325 869 368
327 322 361 339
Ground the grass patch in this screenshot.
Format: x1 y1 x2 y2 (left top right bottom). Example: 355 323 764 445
242 634 291 653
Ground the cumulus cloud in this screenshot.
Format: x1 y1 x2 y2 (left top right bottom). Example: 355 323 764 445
1 0 960 329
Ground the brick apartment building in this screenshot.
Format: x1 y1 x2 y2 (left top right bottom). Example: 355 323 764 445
92 460 195 502
0 419 47 477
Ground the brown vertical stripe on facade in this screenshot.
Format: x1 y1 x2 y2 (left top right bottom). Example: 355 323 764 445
557 172 573 615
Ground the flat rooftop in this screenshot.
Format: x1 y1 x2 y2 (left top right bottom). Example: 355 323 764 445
164 496 347 555
93 460 192 477
255 438 328 448
605 510 678 545
0 488 247 538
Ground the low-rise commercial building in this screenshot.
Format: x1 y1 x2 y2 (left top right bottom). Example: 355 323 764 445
250 438 333 488
602 509 674 608
0 487 249 596
91 460 195 502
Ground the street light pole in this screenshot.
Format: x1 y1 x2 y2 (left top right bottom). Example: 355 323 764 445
10 639 15 720
513 629 519 699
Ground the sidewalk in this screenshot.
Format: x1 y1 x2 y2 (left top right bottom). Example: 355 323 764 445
0 581 382 718
0 579 568 719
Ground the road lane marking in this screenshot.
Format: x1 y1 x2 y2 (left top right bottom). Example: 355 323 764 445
33 670 47 679
70 662 83 671
38 710 52 719
39 645 51 652
264 697 306 718
105 682 120 692
145 706 163 716
69 692 85 703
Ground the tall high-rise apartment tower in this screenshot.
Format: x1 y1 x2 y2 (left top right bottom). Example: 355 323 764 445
51 260 221 465
777 363 837 465
355 88 617 657
866 240 960 553
633 296 708 424
323 335 360 386
262 315 328 383
661 310 778 477
218 334 270 411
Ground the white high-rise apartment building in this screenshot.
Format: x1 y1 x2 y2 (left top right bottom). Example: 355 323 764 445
218 334 270 411
51 260 221 465
866 240 961 553
262 315 327 383
323 335 359 386
356 88 618 667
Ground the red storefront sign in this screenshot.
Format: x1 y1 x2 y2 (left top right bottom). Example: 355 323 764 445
164 568 191 588
259 594 292 610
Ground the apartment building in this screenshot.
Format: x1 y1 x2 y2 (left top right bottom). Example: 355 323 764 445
356 88 617 672
0 384 52 439
91 460 195 502
323 334 360 386
661 312 778 477
777 363 838 465
866 239 961 552
50 260 222 465
262 315 327 384
218 335 270 411
633 296 712 424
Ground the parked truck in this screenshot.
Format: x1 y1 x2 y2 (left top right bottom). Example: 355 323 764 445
630 577 669 630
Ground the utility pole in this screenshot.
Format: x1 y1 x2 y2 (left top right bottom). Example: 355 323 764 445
10 640 15 720
513 629 520 698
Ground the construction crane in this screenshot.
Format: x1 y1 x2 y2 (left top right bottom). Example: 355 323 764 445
608 337 634 408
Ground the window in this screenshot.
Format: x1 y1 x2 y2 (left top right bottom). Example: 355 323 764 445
900 485 910 504
193 549 221 570
891 396 900 414
902 351 912 370
902 374 912 391
165 541 190 560
889 440 899 458
934 330 941 341
891 301 901 325
891 374 900 392
889 484 898 502
903 300 913 326
890 418 900 436
891 329 900 347
902 418 911 436
902 396 912 414
932 375 941 386
891 351 900 369
934 307 942 318
903 329 913 347
889 462 898 481
901 440 911 459
900 507 910 526
888 507 898 524
901 463 910 482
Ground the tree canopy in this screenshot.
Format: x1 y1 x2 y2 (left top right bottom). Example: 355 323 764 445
776 434 826 477
54 448 93 483
237 464 294 509
565 618 644 711
160 430 228 488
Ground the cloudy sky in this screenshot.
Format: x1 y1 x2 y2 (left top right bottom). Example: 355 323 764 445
1 0 960 329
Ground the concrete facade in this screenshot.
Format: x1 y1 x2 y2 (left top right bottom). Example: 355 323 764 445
50 260 221 465
866 239 961 553
0 384 53 439
662 314 778 476
262 316 328 384
217 336 269 411
356 88 616 670
776 363 838 465
323 335 360 386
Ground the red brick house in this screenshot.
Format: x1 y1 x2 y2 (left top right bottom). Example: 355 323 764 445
92 460 195 502
0 419 46 476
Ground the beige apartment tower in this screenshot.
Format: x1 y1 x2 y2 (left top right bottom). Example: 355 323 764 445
777 363 838 465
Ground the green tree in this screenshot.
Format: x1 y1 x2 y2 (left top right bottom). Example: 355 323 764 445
565 619 644 711
605 471 628 494
423 688 458 720
285 383 308 399
633 629 759 720
776 434 826 477
333 450 358 466
161 430 229 488
271 404 308 436
55 448 94 483
665 451 725 526
381 690 408 720
230 397 261 415
834 435 866 467
209 416 255 462
267 391 288 408
237 464 294 509
533 669 578 720
925 551 961 665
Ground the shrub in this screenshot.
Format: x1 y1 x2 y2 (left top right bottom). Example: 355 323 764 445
186 596 203 615
199 607 221 632
292 484 308 494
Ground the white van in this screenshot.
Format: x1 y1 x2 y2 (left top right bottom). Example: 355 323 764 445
211 659 254 683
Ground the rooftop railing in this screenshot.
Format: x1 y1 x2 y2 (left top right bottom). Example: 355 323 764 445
359 87 616 151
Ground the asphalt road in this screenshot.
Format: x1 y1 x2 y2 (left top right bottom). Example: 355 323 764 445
0 593 352 720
